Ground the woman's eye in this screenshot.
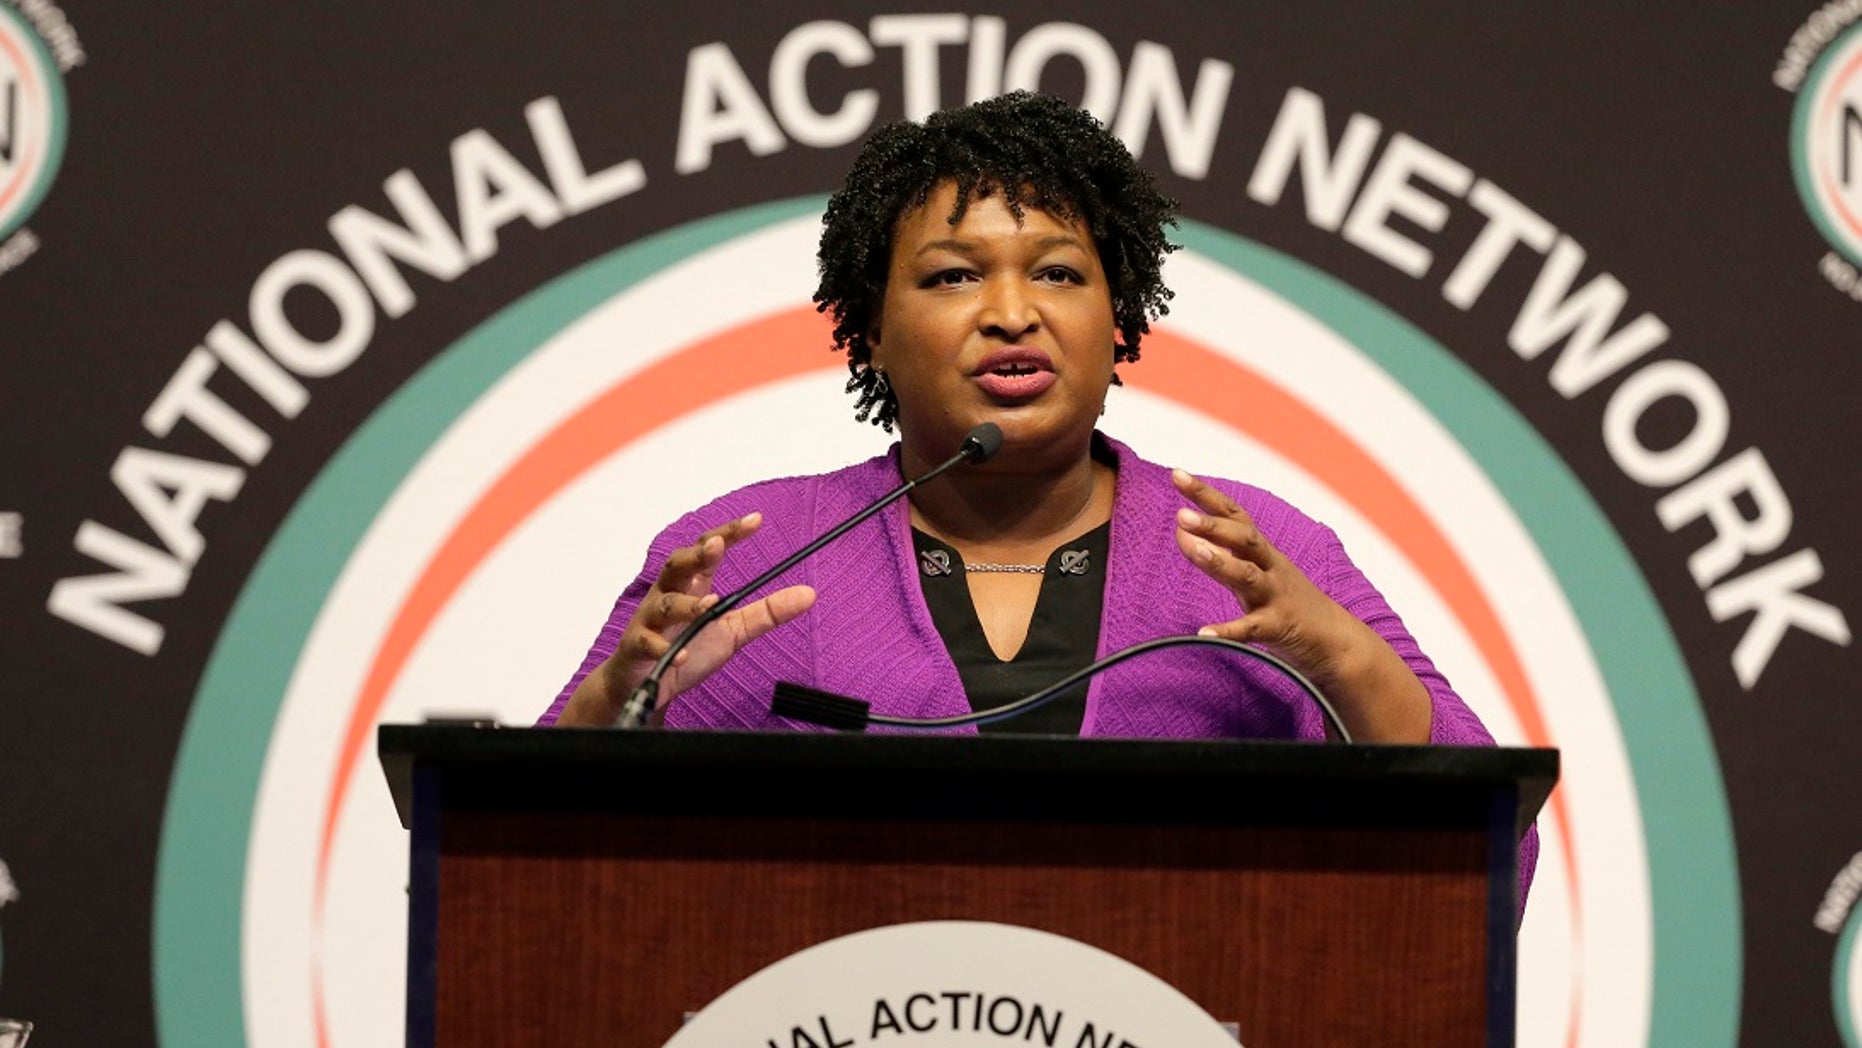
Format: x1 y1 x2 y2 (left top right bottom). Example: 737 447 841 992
1037 266 1083 284
925 269 973 287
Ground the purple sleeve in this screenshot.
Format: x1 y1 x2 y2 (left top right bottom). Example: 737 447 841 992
1302 528 1490 748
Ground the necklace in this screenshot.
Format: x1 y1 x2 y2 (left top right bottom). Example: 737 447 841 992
964 562 1045 574
918 548 1092 577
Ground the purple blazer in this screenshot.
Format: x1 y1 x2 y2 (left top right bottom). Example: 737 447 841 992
542 434 1538 900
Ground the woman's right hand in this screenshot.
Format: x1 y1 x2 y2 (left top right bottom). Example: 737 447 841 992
554 512 816 726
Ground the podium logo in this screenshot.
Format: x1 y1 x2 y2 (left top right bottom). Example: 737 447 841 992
1791 21 1862 267
0 4 68 240
666 922 1240 1047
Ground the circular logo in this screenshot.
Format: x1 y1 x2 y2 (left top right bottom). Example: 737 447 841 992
0 6 68 240
667 921 1239 1046
1838 904 1862 1048
153 204 1738 1048
1792 22 1862 265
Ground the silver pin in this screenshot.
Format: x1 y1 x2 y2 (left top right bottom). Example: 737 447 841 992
919 549 953 577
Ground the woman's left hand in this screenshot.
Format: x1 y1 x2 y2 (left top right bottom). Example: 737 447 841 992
1170 468 1431 743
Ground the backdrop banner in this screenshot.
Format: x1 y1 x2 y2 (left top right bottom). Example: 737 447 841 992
0 3 1857 1046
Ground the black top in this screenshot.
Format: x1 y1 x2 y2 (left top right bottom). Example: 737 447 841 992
910 522 1111 735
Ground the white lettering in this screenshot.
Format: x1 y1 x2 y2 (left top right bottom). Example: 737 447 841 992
451 129 565 261
769 21 879 149
0 228 40 276
1241 86 1850 686
1443 180 1557 310
1706 549 1852 688
329 169 469 319
14 0 86 71
110 447 244 567
967 17 1007 102
525 96 646 214
1509 238 1670 397
1601 359 1729 487
249 250 377 377
1816 853 1862 933
1341 132 1473 277
870 14 968 120
53 90 667 656
0 512 21 558
1247 87 1382 232
1657 447 1794 588
47 522 188 655
142 349 272 466
1110 42 1232 180
676 42 787 174
202 320 309 418
1822 250 1859 293
1004 22 1122 123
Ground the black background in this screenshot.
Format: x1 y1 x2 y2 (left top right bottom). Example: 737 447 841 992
0 4 1856 1044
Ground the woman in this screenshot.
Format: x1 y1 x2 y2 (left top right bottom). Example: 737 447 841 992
541 93 1490 752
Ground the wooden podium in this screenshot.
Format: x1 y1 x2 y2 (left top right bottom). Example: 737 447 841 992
379 725 1554 1047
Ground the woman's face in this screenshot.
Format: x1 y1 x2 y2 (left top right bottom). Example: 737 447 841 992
870 180 1118 468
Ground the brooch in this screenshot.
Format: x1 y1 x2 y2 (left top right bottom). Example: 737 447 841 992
919 549 954 577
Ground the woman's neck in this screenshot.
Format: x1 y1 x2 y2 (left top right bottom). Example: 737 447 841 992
905 440 1114 558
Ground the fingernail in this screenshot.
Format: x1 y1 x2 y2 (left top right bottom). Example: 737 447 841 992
1177 507 1204 528
1171 468 1192 485
1195 539 1218 563
1197 626 1217 638
742 511 762 526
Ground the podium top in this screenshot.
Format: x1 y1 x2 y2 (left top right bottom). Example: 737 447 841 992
379 724 1556 838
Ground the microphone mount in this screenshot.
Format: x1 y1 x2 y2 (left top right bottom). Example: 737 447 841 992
612 423 1003 728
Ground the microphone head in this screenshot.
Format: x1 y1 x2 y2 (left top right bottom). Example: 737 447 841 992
961 422 1004 463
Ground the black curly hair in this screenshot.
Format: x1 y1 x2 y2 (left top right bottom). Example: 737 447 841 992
814 91 1179 430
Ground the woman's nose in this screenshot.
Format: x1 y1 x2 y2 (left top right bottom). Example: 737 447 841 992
977 278 1038 338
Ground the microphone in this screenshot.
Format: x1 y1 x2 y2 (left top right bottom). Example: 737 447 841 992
771 636 1355 743
962 420 1004 462
613 422 1003 728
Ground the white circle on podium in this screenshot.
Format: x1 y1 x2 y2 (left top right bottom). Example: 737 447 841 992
665 920 1239 1046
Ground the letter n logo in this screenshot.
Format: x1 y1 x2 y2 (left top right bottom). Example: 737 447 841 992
0 8 69 240
1792 26 1862 266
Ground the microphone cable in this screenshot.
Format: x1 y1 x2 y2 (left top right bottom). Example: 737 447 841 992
773 635 1354 743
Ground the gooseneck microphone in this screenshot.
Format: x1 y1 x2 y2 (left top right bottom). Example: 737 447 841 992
772 636 1355 743
613 422 1004 728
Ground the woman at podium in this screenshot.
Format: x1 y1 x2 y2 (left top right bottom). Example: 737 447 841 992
540 92 1502 759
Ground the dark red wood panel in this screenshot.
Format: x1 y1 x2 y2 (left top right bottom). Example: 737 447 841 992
435 812 1489 1047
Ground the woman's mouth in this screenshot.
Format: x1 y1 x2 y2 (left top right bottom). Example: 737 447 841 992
972 349 1057 401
